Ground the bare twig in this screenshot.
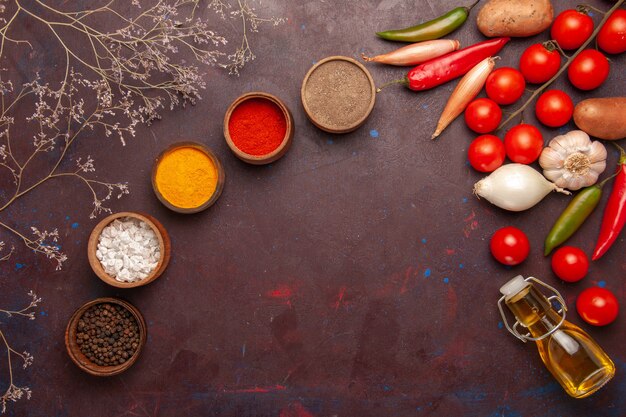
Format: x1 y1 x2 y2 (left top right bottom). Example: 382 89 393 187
0 73 135 270
0 0 285 121
0 242 14 262
0 291 40 414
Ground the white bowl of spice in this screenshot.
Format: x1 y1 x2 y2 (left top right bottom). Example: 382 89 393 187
88 212 171 288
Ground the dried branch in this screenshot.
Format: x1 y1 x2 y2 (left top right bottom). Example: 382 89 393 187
220 0 286 75
0 224 67 270
0 0 285 121
0 72 137 269
0 291 41 320
0 242 13 262
0 291 40 414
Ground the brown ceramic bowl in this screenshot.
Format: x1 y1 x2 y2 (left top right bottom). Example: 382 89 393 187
301 56 376 134
151 141 225 213
223 92 294 165
65 297 147 377
87 212 171 288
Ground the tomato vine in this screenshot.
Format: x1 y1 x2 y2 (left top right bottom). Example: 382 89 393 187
497 0 625 131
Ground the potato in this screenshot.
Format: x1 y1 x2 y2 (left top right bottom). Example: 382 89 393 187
477 0 553 37
573 97 626 140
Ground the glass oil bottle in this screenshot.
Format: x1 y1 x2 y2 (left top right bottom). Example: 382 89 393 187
498 275 615 398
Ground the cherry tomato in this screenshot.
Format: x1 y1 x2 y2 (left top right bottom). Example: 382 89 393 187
468 134 505 172
519 43 561 84
485 67 526 105
535 90 574 128
597 9 626 55
551 9 594 50
490 226 530 266
464 98 502 134
568 50 610 91
551 246 589 282
576 287 619 326
504 124 544 164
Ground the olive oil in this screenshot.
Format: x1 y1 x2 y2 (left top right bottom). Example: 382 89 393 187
499 276 615 398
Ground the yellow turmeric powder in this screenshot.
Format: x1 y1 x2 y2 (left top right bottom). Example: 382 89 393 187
155 146 218 209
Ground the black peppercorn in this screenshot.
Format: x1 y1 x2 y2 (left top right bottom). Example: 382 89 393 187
76 303 140 367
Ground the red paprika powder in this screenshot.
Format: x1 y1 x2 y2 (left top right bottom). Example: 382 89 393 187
228 98 287 156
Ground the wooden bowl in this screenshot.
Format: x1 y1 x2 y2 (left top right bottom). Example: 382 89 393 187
301 56 376 134
65 297 147 377
223 92 294 165
151 141 225 214
88 212 171 288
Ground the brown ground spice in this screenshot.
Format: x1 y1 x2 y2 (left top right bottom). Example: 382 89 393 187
304 60 372 129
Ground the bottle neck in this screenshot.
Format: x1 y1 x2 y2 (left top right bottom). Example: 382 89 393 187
505 285 562 339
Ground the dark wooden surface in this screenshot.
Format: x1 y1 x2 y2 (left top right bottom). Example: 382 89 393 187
1 1 625 416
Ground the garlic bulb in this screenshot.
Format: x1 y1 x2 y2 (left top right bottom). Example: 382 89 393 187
539 130 607 191
474 163 570 212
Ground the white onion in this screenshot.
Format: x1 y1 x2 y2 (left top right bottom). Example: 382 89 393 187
473 164 570 211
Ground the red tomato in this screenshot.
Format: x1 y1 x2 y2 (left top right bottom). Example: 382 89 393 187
504 124 544 164
485 67 526 105
535 90 574 127
576 287 619 326
468 135 505 172
551 246 589 282
568 50 610 90
464 98 502 134
519 44 561 84
490 226 530 266
551 9 594 50
597 9 626 54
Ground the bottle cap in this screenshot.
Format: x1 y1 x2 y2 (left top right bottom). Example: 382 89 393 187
499 275 528 298
498 276 568 343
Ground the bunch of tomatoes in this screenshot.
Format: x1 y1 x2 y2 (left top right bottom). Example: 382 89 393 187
467 7 625 326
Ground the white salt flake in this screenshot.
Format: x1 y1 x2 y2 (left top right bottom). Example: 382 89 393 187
96 217 161 282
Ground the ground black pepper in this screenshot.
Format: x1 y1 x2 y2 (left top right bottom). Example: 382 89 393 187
76 303 140 367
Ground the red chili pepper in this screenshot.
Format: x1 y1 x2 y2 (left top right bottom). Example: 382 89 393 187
377 37 510 92
592 145 626 261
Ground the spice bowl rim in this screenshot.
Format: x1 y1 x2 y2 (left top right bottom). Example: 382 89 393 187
87 211 171 289
223 92 294 165
301 55 377 134
151 141 225 213
65 297 147 377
